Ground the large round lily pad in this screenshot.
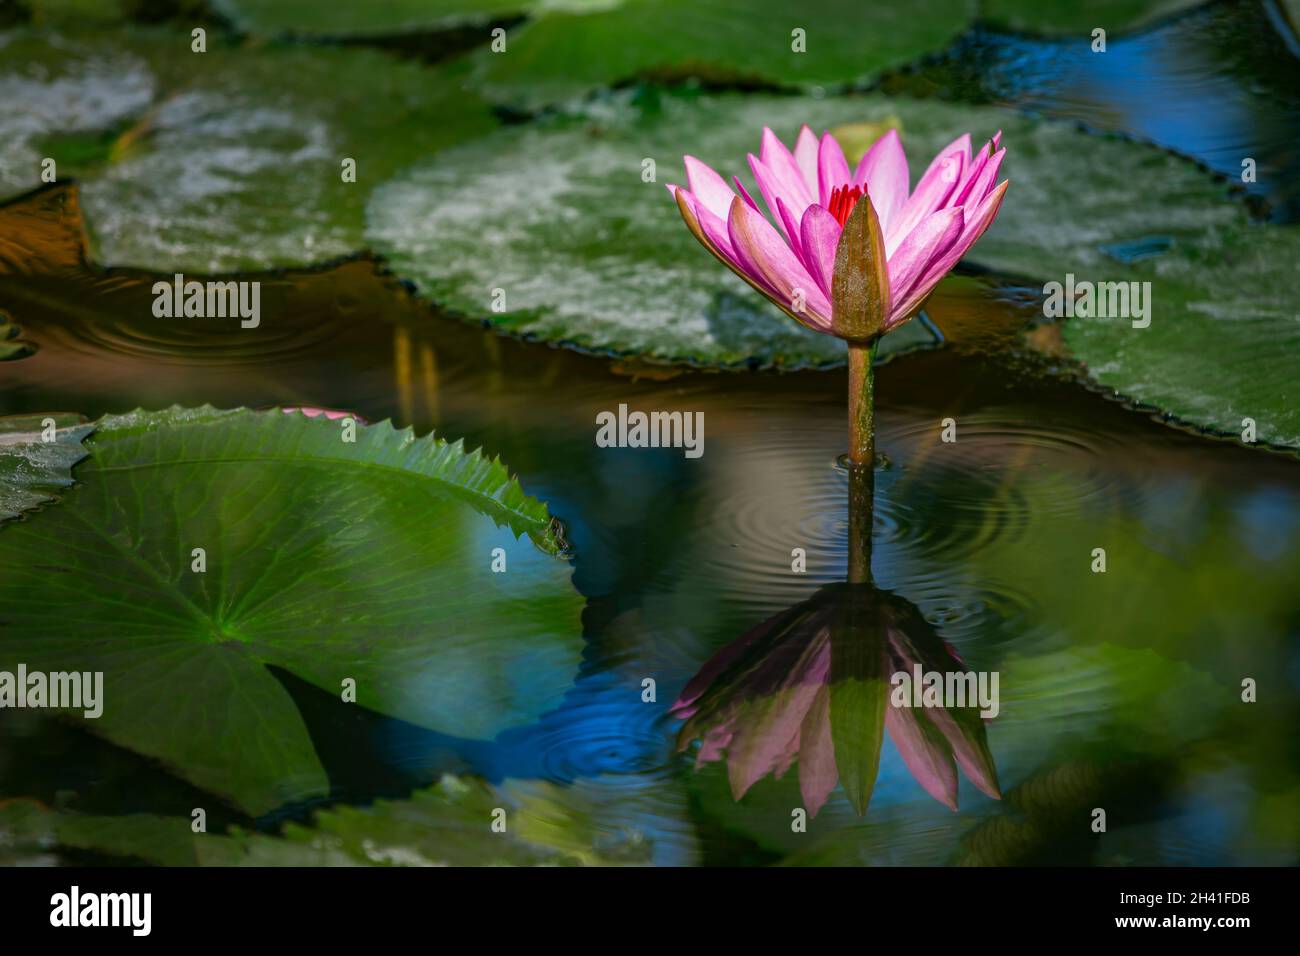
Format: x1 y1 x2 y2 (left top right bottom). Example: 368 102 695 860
0 406 584 815
0 28 495 272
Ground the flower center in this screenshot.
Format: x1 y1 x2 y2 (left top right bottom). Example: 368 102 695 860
828 184 865 227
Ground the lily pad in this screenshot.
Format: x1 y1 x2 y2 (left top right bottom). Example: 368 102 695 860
0 28 495 272
976 0 1207 35
0 406 584 815
0 412 92 522
0 775 659 865
465 0 973 108
210 0 533 37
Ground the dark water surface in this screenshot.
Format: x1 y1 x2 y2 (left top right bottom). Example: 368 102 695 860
2 0 1299 865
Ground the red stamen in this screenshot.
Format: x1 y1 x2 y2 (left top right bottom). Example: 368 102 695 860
828 184 864 227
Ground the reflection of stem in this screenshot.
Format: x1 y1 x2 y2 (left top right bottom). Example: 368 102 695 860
847 460 874 586
847 340 876 466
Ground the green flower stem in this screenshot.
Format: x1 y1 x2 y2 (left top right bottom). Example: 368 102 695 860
847 339 877 468
847 339 878 586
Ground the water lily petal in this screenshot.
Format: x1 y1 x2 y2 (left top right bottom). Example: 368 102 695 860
817 131 852 206
890 180 1008 324
925 705 1002 801
886 206 963 316
669 184 736 258
885 703 959 810
956 147 1005 209
774 196 808 271
684 155 739 222
853 128 908 234
799 203 841 301
733 174 761 212
798 685 838 817
672 186 783 305
953 139 991 207
887 138 969 252
760 127 814 213
729 196 833 328
724 640 830 799
793 124 820 195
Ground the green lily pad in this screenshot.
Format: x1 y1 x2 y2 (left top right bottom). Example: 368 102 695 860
976 0 1206 35
210 0 533 37
465 0 973 108
0 28 495 272
0 407 583 815
0 775 659 865
0 412 93 522
962 124 1300 447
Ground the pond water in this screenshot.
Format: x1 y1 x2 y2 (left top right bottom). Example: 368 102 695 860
2 0 1298 866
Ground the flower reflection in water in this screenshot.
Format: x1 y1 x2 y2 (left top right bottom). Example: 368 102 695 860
671 470 1000 817
671 582 1001 816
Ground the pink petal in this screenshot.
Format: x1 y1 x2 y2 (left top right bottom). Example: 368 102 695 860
886 704 959 810
853 129 908 234
886 206 963 315
798 685 838 817
774 196 808 271
887 140 968 252
798 203 841 301
890 179 1009 321
668 184 737 260
955 147 1005 209
733 175 760 212
925 706 1001 801
684 155 739 222
670 184 780 303
952 140 991 207
724 641 830 800
728 197 833 327
793 124 820 195
816 131 851 206
760 127 814 213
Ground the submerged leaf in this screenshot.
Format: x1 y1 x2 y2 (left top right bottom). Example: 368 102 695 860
0 412 92 522
1 775 661 866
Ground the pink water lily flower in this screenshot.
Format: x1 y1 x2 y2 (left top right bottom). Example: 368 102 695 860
668 125 1008 338
669 124 1009 468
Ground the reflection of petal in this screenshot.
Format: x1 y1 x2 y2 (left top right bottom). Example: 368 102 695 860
926 705 1002 800
725 637 829 800
885 703 958 810
798 684 837 817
